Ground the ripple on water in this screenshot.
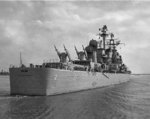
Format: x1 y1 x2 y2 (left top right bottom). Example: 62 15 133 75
0 75 150 119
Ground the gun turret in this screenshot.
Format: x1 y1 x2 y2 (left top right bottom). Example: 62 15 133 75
63 45 72 62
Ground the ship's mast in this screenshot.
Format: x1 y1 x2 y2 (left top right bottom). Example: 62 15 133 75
108 33 122 50
110 33 115 50
20 52 22 67
98 25 109 53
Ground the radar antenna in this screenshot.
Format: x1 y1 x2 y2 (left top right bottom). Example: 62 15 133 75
98 25 109 51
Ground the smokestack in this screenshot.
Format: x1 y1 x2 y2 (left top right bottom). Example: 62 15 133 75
93 51 97 63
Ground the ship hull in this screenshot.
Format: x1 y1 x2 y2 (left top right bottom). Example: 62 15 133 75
9 68 130 96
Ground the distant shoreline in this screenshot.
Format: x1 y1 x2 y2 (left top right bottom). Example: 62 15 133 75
0 74 9 76
132 74 150 75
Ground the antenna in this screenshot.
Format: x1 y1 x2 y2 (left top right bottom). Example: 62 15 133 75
98 25 109 51
20 52 22 67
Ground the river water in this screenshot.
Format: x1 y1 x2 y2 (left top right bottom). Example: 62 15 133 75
0 75 150 119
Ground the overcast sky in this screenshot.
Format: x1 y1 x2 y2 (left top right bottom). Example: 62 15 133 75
0 1 150 73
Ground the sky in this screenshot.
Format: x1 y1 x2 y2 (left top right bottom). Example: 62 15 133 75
0 0 150 73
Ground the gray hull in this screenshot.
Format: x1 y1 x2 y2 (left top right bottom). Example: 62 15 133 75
9 68 130 96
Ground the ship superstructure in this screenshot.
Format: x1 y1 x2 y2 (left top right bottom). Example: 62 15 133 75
9 25 131 96
45 25 131 74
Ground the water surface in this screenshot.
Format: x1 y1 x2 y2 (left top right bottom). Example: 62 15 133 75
0 75 150 119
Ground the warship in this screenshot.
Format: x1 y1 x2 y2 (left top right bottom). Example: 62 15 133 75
9 25 131 96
